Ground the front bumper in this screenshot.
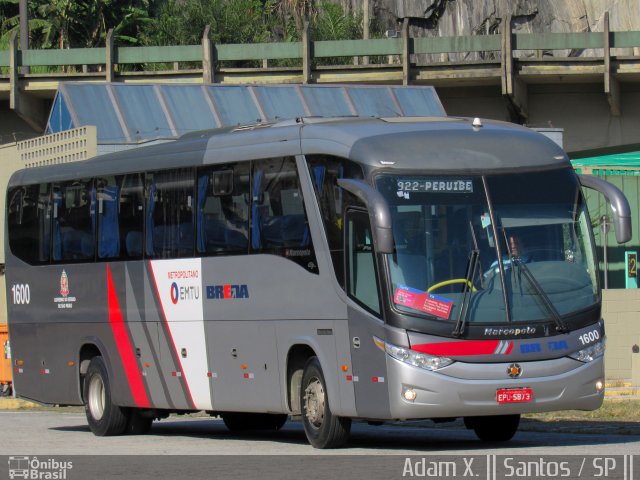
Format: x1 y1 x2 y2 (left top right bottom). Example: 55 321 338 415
386 355 604 419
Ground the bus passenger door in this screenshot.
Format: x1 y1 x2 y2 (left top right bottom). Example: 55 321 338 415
344 209 391 419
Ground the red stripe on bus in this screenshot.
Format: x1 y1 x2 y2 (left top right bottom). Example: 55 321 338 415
148 261 196 410
411 340 500 356
106 265 150 408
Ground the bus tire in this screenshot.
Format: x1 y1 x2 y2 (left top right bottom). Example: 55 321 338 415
300 356 351 449
83 356 129 436
221 412 288 431
464 414 520 442
126 409 153 435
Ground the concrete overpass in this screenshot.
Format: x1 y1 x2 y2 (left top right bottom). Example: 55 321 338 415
2 15 640 155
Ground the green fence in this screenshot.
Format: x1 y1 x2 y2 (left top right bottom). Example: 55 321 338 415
1 28 639 73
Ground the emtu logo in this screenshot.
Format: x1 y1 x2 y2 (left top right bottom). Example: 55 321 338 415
170 282 200 304
170 282 179 304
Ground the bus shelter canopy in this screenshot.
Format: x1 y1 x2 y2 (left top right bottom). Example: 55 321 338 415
46 83 446 145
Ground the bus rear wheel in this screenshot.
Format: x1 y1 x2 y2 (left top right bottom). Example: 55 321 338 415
464 414 520 442
221 412 288 431
300 356 351 449
83 356 129 436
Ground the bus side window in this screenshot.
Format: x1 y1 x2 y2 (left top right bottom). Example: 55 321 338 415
346 208 381 316
196 163 249 255
120 173 145 259
251 157 317 273
146 168 194 259
7 184 51 265
96 177 120 259
53 179 95 262
306 155 365 287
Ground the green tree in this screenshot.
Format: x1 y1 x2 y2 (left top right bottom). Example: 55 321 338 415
312 2 361 41
0 0 152 49
144 0 273 46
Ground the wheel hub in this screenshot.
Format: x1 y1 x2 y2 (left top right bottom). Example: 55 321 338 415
303 377 325 428
88 375 105 421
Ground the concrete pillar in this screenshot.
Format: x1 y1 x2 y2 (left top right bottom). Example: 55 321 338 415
202 25 216 84
8 31 45 131
363 0 370 65
604 12 621 116
501 14 528 122
302 20 312 84
401 18 410 85
106 28 115 83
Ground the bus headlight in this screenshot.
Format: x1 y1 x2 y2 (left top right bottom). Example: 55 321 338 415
569 339 606 363
381 339 454 371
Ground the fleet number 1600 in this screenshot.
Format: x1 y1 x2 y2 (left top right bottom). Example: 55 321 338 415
11 283 30 305
578 329 600 345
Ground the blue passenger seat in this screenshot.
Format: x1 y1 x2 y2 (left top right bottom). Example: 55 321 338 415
262 214 307 246
62 230 94 259
125 231 143 257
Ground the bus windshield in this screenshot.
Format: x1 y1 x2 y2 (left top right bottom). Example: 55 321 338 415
376 169 598 326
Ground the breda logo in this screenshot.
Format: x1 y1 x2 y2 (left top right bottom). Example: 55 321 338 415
206 284 249 299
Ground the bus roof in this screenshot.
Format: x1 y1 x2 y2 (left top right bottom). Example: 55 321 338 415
8 116 570 187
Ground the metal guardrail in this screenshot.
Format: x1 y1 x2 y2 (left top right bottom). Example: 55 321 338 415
2 31 639 69
1 18 639 74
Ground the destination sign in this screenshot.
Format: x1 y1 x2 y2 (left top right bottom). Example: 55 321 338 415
397 178 473 193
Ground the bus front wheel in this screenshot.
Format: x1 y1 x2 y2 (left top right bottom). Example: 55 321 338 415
464 414 520 442
84 356 129 436
300 356 351 449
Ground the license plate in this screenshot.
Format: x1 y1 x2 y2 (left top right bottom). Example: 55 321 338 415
496 388 533 404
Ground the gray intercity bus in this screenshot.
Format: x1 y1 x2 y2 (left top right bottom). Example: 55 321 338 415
5 116 630 448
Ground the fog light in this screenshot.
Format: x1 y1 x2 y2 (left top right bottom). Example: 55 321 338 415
596 380 604 392
402 387 417 402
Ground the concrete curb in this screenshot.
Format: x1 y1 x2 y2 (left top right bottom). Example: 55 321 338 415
0 398 40 409
605 386 639 398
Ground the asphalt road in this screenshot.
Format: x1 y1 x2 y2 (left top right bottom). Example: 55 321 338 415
1 410 639 456
1 411 639 480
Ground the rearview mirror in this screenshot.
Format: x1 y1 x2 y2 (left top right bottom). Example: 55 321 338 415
337 179 394 254
579 175 632 244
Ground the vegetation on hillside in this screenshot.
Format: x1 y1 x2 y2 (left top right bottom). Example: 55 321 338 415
0 0 379 51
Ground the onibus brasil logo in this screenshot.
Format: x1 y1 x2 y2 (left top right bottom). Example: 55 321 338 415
8 456 73 479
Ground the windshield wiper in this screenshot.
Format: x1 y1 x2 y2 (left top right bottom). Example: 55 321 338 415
509 254 570 334
452 248 479 337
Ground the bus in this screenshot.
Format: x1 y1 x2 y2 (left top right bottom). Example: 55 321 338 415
5 116 630 448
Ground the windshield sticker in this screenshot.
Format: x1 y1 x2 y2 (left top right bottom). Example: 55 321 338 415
394 285 453 320
397 179 473 194
481 213 491 229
